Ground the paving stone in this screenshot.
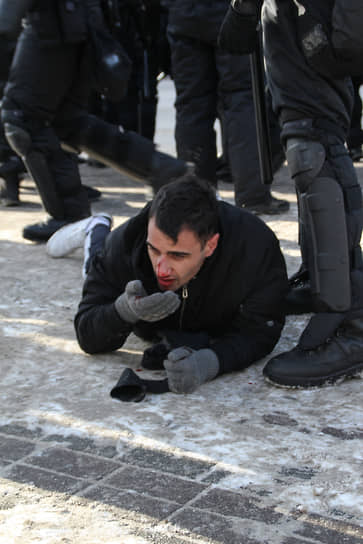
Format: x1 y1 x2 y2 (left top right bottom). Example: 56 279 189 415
139 531 200 544
141 533 200 544
5 463 87 494
102 465 207 503
25 447 121 480
290 511 363 537
191 488 283 524
170 507 264 544
201 468 234 484
44 433 118 458
295 519 363 544
0 424 43 440
82 485 179 521
120 445 215 479
0 435 36 461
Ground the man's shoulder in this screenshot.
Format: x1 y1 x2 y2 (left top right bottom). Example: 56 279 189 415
217 200 281 255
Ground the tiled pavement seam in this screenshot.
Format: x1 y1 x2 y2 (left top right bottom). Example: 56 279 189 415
0 426 362 544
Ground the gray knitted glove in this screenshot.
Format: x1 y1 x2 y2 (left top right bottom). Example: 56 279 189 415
115 280 180 324
164 347 220 394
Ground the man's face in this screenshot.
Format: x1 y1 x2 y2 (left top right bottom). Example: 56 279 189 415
146 217 219 292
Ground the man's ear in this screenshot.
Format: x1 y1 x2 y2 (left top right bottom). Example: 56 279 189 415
205 233 220 257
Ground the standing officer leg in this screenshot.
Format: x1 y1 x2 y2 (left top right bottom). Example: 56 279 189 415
264 120 363 386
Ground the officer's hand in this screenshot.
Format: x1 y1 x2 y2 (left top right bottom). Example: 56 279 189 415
115 280 180 323
218 1 260 55
164 347 219 394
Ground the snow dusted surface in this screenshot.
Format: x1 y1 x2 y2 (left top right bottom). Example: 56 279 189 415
0 78 362 542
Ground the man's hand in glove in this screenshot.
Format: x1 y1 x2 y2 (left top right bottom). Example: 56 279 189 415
218 0 260 55
115 280 180 323
164 347 220 394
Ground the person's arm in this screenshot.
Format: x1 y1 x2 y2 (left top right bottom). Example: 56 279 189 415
74 250 134 355
163 232 288 392
211 238 288 374
74 228 180 354
218 0 262 55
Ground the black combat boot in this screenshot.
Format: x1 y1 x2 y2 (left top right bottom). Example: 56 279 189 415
263 317 363 387
0 156 25 206
23 217 75 242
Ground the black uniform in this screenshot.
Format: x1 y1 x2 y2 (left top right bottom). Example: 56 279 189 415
75 200 288 373
166 0 284 207
0 35 26 205
106 0 168 140
2 0 92 222
0 0 187 240
259 0 363 385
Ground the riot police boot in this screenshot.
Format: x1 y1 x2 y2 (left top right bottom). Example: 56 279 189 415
242 195 290 215
348 145 362 162
0 171 20 206
23 217 76 243
263 317 363 387
83 185 102 202
0 156 25 206
282 266 318 315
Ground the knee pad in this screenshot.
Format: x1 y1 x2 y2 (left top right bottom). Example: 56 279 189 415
3 120 64 218
285 137 326 190
286 137 351 311
3 120 32 158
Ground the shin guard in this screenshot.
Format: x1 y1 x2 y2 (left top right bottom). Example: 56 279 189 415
4 122 64 218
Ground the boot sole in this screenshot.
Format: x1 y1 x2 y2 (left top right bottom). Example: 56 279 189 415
263 361 363 388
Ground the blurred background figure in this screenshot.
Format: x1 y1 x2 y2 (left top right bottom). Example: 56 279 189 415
0 0 188 242
165 0 289 215
88 0 171 145
0 28 26 206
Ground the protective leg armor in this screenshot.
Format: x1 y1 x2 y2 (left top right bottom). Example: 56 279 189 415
285 137 351 312
62 114 154 181
4 121 64 218
62 113 188 193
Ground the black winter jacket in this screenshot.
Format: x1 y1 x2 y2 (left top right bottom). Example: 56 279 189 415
0 0 89 46
74 201 288 375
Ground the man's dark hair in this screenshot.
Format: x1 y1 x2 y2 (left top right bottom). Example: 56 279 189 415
149 174 219 246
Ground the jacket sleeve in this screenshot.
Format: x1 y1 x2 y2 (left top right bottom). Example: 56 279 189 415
74 231 133 355
211 235 288 375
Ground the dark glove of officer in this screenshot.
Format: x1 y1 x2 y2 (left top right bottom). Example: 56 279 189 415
115 280 180 324
218 0 260 55
164 347 220 394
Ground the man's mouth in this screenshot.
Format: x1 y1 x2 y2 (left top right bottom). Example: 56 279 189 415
158 277 175 289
